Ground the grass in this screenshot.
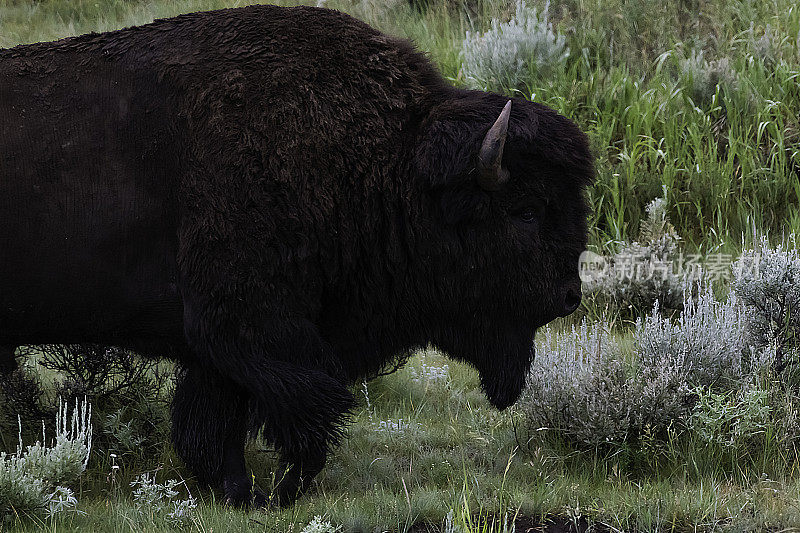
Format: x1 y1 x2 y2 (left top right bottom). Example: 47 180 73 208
5 350 800 532
2 0 800 530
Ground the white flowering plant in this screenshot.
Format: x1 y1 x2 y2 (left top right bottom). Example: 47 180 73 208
302 515 339 533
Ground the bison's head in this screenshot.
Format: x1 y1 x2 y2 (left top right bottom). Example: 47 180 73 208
411 93 594 409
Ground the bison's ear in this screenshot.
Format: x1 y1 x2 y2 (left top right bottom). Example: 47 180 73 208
412 119 476 188
412 99 512 191
476 100 511 191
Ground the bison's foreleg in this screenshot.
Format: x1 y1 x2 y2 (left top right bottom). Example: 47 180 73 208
171 366 267 507
180 290 355 506
244 362 355 506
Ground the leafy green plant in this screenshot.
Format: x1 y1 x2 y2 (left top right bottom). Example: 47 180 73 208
690 386 771 450
129 472 197 526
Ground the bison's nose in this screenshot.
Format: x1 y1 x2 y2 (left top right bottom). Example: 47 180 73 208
560 287 582 316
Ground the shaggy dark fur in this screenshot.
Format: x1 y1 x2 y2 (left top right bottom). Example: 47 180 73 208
0 5 593 506
0 347 16 375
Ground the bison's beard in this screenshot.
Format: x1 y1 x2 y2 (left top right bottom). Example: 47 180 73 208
462 328 535 410
477 344 534 409
433 322 535 410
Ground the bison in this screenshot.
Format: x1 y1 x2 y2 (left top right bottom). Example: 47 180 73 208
0 5 593 506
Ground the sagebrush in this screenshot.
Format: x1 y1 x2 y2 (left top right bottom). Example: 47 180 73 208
0 398 92 518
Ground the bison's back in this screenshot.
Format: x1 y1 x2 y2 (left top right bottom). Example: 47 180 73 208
0 4 442 348
0 43 184 345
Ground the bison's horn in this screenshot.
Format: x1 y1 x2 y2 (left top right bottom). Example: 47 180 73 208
477 100 512 191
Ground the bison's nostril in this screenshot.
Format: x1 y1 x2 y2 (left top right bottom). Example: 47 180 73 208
563 288 582 315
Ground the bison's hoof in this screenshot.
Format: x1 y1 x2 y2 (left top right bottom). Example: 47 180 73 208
251 488 269 508
223 482 269 509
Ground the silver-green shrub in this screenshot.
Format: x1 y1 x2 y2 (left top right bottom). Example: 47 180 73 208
733 242 800 372
0 398 92 518
743 23 791 67
635 287 767 389
633 241 799 383
525 241 800 451
583 192 688 317
523 281 770 449
679 49 739 106
461 0 568 92
522 320 692 448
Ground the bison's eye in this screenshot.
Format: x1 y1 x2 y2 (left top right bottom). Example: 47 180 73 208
515 203 544 226
519 209 538 224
